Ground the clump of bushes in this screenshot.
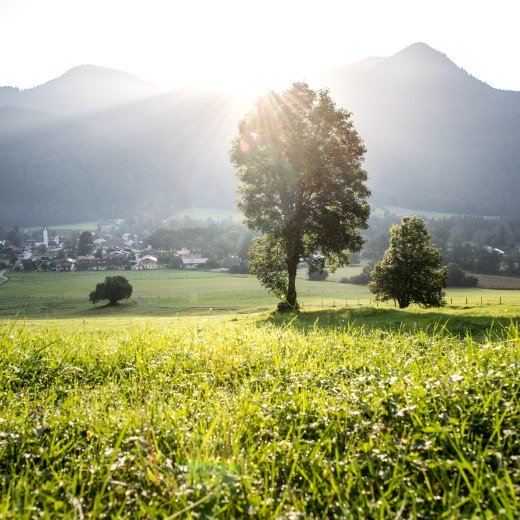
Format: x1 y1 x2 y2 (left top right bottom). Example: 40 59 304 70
446 263 478 287
308 269 328 281
340 262 374 285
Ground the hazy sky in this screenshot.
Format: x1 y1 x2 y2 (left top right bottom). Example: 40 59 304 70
1 0 519 93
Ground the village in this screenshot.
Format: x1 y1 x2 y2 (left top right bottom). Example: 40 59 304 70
0 222 246 274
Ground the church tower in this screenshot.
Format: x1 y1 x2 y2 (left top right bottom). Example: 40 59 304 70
43 226 48 248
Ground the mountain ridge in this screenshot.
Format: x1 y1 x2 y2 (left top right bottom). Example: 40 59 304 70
0 64 168 116
1 43 519 226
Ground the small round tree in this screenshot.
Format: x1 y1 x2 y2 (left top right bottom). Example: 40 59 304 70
369 216 447 308
89 276 133 305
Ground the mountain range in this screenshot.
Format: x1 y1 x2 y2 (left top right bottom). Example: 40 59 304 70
1 43 519 227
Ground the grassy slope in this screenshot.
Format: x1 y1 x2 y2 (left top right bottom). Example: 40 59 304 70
2 269 520 319
0 309 519 518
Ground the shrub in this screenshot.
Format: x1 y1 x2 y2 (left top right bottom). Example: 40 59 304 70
89 276 133 305
341 263 374 285
204 258 220 269
276 301 294 312
446 263 479 287
308 269 328 281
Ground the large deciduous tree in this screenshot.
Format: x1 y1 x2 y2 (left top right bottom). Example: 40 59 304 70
230 83 370 308
369 216 447 308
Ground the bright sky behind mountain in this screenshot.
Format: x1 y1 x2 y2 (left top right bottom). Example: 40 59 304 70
1 0 519 93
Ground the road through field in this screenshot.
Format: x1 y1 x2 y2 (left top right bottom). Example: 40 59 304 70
0 269 7 286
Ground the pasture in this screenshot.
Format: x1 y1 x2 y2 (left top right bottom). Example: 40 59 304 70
1 268 520 319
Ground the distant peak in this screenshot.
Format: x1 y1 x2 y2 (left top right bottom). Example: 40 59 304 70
392 42 450 62
59 64 144 81
405 42 436 51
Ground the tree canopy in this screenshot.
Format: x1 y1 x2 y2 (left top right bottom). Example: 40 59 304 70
230 83 370 308
369 216 447 308
78 231 94 256
89 276 133 306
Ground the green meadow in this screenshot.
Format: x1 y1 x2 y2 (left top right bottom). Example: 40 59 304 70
0 270 519 517
1 268 520 319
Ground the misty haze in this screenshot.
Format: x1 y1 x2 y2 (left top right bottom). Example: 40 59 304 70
1 43 519 227
1 1 519 514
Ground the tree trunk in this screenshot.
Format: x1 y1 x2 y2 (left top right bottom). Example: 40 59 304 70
398 298 409 309
286 255 299 309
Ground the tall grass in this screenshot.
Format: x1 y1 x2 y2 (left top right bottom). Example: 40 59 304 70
0 314 518 518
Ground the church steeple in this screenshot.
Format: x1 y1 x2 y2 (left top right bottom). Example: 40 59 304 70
43 226 48 248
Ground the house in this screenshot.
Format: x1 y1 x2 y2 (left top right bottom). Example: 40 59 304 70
104 238 127 249
55 258 76 271
106 250 130 261
36 257 57 271
105 257 130 269
0 245 21 262
132 255 158 270
182 256 208 269
89 258 108 270
484 246 505 255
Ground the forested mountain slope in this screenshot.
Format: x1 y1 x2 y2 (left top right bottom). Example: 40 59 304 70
319 43 520 216
1 44 519 226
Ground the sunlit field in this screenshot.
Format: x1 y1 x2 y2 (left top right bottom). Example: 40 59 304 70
1 268 519 516
0 309 518 518
2 269 520 319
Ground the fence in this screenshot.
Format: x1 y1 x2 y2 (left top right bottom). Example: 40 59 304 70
299 295 520 309
2 293 520 312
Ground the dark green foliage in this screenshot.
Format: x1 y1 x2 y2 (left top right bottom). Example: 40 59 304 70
156 252 183 269
204 258 220 269
369 216 447 308
446 263 478 287
247 236 288 300
308 269 328 281
148 225 251 262
503 250 520 275
78 231 94 256
89 276 133 305
231 83 370 308
5 228 22 247
75 259 91 271
229 261 250 274
342 262 375 285
170 255 183 269
474 248 501 274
